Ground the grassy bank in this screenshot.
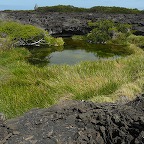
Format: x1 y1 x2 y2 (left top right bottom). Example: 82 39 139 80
0 43 144 119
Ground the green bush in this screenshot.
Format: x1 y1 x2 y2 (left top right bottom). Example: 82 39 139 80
0 21 64 47
0 21 44 39
44 36 64 46
72 35 86 41
87 28 110 43
86 20 131 44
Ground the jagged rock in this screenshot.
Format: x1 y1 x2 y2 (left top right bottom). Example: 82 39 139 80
0 11 144 36
0 94 144 144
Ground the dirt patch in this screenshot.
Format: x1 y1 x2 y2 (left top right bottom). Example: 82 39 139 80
0 94 144 144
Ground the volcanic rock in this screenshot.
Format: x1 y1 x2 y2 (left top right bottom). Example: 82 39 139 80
0 95 144 144
0 11 144 36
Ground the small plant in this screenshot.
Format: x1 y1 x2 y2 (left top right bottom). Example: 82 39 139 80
72 35 86 41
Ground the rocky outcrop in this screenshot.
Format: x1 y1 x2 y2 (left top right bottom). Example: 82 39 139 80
0 11 144 36
0 94 144 144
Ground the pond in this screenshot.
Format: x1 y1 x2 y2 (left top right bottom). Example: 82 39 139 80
28 38 131 66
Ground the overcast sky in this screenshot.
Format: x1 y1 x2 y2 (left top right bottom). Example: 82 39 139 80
0 0 144 10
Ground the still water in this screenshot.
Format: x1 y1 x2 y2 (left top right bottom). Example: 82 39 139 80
28 38 131 66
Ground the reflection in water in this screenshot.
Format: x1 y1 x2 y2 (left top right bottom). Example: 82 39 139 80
49 50 98 65
28 38 131 66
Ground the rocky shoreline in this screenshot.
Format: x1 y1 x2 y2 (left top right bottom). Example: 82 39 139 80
0 11 144 36
0 94 144 144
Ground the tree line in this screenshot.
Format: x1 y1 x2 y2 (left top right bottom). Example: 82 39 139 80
36 5 144 14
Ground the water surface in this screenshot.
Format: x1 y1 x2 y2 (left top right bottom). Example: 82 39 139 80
28 38 131 66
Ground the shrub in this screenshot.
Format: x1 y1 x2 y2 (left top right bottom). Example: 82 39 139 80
0 21 44 39
87 28 110 43
72 35 86 41
44 36 64 46
86 20 131 44
0 21 64 47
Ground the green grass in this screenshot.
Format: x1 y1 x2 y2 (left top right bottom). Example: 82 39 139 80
0 44 144 119
72 35 86 41
127 34 144 47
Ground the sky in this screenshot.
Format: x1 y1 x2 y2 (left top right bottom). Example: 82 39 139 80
0 0 144 11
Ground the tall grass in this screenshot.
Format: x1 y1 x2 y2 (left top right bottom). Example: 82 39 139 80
127 35 144 47
0 38 13 50
0 44 144 119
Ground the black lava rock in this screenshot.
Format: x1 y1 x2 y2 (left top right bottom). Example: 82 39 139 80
0 95 144 144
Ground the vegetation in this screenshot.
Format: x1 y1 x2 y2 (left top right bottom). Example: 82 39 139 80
0 20 144 119
0 37 144 119
0 21 64 47
89 6 141 14
87 20 131 44
35 5 143 14
72 35 86 41
127 35 144 48
0 37 13 50
36 5 87 13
